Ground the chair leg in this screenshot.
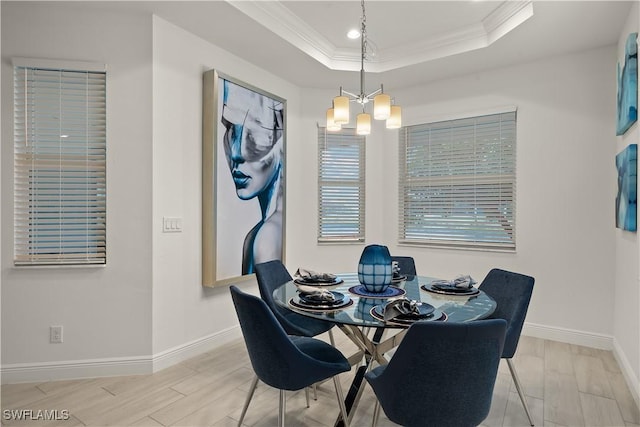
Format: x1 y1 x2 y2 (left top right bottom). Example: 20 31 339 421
371 400 381 427
305 387 310 408
238 375 259 427
333 375 350 427
303 329 333 407
507 358 535 426
279 389 286 427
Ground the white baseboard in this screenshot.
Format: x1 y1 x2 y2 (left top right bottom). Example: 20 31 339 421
613 337 640 408
152 325 242 372
3 320 637 406
522 322 639 408
522 321 613 349
1 355 152 384
1 326 242 384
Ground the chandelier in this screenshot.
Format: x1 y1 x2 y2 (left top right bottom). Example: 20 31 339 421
326 0 402 135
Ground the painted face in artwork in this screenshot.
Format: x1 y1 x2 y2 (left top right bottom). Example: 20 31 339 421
222 81 284 200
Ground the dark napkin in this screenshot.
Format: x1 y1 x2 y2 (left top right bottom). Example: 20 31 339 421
431 275 477 290
297 286 338 304
383 298 433 321
295 268 337 283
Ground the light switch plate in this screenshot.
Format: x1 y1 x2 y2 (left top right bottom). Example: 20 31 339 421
163 217 183 233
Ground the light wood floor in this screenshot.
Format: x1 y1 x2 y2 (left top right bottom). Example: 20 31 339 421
2 332 639 427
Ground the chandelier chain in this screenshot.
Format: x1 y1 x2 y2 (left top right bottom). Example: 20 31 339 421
361 0 368 62
358 0 368 106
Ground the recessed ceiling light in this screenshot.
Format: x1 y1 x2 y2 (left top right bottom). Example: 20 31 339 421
347 29 360 39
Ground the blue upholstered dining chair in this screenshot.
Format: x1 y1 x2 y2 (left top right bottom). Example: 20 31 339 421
365 319 507 427
390 255 417 276
230 285 351 427
255 260 336 344
479 268 536 426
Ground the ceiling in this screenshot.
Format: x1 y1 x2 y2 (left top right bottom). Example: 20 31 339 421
60 1 632 91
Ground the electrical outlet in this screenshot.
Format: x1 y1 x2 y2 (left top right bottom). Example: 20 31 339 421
50 325 63 343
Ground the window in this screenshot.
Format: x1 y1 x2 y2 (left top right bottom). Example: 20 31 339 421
318 127 365 242
13 59 107 265
399 111 516 250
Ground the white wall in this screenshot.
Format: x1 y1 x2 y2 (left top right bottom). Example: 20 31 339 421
299 46 618 340
0 2 634 390
398 48 617 337
151 17 302 358
1 3 154 378
300 43 640 398
614 1 640 397
1 0 4 389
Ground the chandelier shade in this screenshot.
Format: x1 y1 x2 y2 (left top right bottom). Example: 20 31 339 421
356 113 371 135
386 105 402 129
333 95 350 124
373 93 391 120
325 0 401 133
326 108 341 131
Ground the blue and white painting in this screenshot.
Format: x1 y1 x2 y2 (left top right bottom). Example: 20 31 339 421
617 33 638 136
616 144 637 231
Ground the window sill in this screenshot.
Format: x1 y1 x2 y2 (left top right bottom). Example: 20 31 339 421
317 239 365 245
397 241 516 253
13 263 107 269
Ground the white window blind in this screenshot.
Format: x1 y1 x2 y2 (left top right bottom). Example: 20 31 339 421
318 128 365 242
13 63 107 265
399 111 516 250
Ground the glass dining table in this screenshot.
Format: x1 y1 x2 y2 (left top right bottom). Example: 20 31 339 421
273 272 497 426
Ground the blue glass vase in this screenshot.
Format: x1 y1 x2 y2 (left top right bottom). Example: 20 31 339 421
358 244 393 292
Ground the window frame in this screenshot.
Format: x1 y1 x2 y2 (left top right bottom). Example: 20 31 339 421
13 58 107 267
317 127 366 243
398 109 517 251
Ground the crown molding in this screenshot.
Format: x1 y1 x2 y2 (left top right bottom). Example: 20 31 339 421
483 0 535 45
226 0 534 73
370 24 489 72
226 0 337 69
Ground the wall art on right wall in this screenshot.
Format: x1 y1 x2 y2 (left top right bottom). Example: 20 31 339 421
616 32 638 136
616 144 637 231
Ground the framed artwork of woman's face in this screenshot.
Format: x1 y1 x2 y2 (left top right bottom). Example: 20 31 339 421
202 70 286 287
